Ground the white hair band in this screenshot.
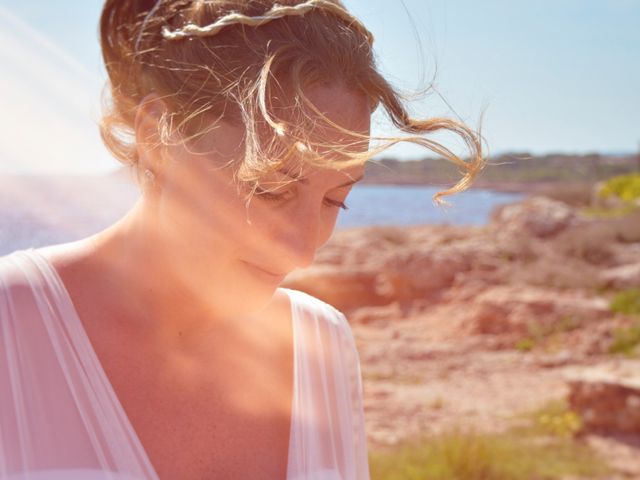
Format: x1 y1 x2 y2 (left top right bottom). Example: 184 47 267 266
160 0 374 44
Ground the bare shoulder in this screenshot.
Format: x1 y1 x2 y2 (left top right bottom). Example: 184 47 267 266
263 287 293 325
277 288 349 330
35 239 96 272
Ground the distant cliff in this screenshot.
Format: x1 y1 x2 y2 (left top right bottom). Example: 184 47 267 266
363 152 640 191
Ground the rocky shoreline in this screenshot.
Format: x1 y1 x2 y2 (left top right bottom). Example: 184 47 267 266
282 194 640 477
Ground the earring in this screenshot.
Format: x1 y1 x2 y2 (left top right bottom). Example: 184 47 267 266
143 168 156 188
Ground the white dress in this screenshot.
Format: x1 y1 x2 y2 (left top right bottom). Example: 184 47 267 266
0 248 370 480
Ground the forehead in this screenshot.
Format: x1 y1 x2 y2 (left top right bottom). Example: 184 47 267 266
268 79 372 145
182 78 372 177
267 81 371 183
276 160 365 189
299 82 372 133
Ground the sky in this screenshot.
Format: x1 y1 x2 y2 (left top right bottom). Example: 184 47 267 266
0 0 638 174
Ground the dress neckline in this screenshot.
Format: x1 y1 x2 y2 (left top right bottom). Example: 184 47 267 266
23 247 299 480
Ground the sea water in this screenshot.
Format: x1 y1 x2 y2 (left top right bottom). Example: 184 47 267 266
0 176 524 256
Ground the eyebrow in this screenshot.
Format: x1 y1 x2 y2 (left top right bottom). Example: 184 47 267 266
277 168 364 189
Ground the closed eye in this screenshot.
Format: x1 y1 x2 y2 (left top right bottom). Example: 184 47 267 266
254 187 349 211
324 198 349 210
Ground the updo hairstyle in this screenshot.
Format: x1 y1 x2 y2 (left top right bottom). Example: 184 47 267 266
99 0 487 205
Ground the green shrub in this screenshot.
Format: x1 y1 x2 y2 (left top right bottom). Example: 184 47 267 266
598 173 640 203
608 323 640 356
516 315 582 352
515 338 535 352
532 401 583 438
512 398 583 438
610 289 640 316
581 204 639 218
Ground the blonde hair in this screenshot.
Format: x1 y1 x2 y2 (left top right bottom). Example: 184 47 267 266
100 0 486 206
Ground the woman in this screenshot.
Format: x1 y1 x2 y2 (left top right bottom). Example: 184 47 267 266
0 1 484 479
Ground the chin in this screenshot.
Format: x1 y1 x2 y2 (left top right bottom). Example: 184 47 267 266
239 259 286 284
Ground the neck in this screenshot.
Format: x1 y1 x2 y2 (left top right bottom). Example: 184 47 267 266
73 197 269 353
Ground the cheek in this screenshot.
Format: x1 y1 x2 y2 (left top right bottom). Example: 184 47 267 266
239 201 285 249
244 200 340 255
157 164 250 253
318 209 338 246
317 208 340 247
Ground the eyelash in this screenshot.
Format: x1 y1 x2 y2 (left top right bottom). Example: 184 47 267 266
254 188 349 211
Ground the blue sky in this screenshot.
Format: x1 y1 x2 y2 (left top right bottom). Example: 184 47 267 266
0 0 638 174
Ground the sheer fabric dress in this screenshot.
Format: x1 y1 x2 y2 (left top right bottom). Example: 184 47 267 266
0 248 370 480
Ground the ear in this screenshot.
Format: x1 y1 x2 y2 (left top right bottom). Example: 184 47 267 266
134 93 169 177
